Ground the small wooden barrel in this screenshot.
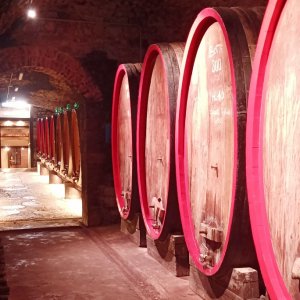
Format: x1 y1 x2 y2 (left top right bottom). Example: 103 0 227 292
137 43 185 240
49 116 56 163
44 117 50 160
40 119 46 158
70 109 81 182
112 63 142 220
55 113 63 169
37 119 41 155
246 0 300 299
175 7 263 276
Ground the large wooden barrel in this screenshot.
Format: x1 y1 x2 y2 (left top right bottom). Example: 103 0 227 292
112 63 142 220
246 0 300 299
44 117 50 160
40 118 46 159
55 113 63 170
175 7 263 276
137 43 185 240
37 119 41 155
62 111 70 174
49 115 56 163
69 108 81 182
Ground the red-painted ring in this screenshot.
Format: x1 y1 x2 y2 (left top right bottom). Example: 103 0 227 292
136 45 172 240
246 0 291 299
175 8 239 276
112 64 134 220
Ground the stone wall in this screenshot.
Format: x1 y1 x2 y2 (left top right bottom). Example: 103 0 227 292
0 0 269 226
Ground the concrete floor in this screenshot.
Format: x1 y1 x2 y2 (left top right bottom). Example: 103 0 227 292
0 168 82 230
0 225 201 300
0 170 201 300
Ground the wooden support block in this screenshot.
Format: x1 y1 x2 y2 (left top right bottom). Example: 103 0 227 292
120 213 146 247
65 183 81 199
37 161 41 174
39 164 49 176
189 258 260 300
49 170 64 184
146 234 189 277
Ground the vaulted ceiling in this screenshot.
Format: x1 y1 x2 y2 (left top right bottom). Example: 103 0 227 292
0 0 268 111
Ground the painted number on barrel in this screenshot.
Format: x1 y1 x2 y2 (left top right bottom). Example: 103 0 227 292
211 90 224 102
212 59 222 73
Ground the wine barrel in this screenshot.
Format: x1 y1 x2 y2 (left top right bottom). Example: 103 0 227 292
175 7 263 276
137 43 185 240
40 118 46 158
112 63 142 220
246 0 300 299
62 111 70 174
49 115 56 163
37 118 41 155
70 108 81 183
44 117 50 160
55 113 63 170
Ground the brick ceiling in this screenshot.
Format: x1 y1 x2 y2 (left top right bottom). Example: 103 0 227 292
0 0 269 112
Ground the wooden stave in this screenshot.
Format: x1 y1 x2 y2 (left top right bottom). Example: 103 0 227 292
246 0 296 299
112 63 142 220
137 43 184 241
175 7 262 276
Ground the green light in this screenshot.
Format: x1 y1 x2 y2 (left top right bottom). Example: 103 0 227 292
60 107 64 113
66 104 71 111
74 102 79 109
55 108 59 114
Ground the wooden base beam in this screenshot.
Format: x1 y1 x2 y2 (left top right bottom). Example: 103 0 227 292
120 213 146 247
146 234 189 277
189 258 260 300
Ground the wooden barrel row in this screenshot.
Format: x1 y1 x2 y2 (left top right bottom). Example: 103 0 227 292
113 5 263 261
37 108 81 185
113 3 298 299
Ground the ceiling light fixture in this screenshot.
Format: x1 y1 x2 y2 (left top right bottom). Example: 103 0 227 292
2 101 30 109
27 9 36 19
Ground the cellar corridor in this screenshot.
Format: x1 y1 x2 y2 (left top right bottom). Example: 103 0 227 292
0 169 82 231
0 225 199 300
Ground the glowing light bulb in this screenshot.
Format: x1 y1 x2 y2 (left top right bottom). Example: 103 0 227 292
27 9 36 19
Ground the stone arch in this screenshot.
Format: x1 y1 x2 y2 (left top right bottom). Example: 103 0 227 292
0 46 102 101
